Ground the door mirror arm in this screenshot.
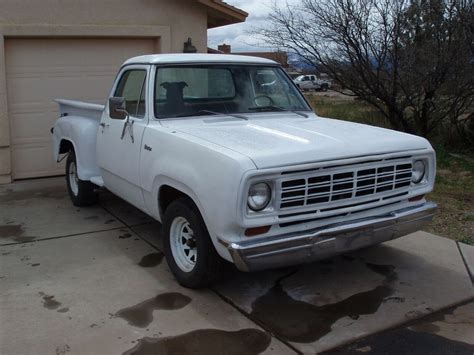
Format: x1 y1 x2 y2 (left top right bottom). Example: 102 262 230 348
109 97 134 143
118 108 135 143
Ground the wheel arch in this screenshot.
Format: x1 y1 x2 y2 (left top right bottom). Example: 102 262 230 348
158 185 188 219
157 183 204 223
154 179 217 247
58 138 76 155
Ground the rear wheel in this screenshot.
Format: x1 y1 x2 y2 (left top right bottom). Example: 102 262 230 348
66 150 98 206
321 83 329 92
163 197 224 288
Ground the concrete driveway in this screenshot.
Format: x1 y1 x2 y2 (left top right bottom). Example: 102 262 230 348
1 177 473 355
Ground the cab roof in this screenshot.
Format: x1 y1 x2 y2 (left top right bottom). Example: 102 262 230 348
124 53 278 66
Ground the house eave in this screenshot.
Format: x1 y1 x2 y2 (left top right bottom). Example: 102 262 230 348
198 0 248 28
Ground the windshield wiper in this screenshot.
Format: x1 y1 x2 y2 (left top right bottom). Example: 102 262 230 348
198 110 248 120
247 105 308 118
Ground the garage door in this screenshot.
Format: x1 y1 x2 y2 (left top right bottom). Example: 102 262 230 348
5 38 156 179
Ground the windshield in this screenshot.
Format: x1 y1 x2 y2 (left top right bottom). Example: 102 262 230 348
154 65 311 118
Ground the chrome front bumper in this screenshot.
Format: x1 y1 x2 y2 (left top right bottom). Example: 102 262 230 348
227 202 437 272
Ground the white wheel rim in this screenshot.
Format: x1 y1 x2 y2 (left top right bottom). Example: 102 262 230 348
69 161 79 196
169 216 197 272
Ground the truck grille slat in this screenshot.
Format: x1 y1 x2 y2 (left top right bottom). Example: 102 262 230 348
279 159 413 210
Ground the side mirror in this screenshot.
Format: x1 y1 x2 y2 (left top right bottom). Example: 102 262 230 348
109 97 127 120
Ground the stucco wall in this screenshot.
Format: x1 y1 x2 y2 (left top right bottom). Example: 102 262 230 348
0 0 208 182
0 0 208 52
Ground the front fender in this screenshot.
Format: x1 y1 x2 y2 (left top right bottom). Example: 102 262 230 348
139 127 256 262
52 115 101 180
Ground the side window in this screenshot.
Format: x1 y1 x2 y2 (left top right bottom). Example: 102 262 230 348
114 70 147 118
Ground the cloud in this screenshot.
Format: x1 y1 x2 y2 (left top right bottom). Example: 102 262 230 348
208 0 276 52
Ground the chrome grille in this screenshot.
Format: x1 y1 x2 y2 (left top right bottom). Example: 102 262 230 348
280 161 412 210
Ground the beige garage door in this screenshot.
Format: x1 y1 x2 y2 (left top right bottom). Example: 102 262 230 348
5 38 156 179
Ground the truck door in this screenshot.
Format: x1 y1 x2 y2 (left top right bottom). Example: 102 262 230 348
96 65 149 210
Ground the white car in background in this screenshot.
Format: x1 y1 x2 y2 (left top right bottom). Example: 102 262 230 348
51 54 436 288
294 74 331 91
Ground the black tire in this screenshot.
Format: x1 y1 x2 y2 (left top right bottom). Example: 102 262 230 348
321 84 329 92
65 150 98 207
163 197 225 288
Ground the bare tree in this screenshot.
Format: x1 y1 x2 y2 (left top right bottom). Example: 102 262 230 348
255 0 473 140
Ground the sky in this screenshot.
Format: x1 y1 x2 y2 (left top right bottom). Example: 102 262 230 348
207 0 278 52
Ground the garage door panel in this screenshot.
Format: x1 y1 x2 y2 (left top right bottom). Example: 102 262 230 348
7 74 115 105
9 108 56 142
6 38 155 179
6 38 151 67
6 64 119 102
11 143 62 179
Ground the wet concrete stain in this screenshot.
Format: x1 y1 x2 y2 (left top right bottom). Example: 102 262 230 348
55 343 71 355
116 292 191 328
119 233 132 239
0 224 36 243
0 185 65 203
137 253 163 267
405 309 426 319
383 296 405 303
13 236 35 242
57 307 69 313
0 225 24 239
39 293 62 310
323 327 474 355
342 255 356 262
407 305 454 334
105 219 116 224
31 263 40 267
411 321 442 334
122 328 271 355
250 262 397 343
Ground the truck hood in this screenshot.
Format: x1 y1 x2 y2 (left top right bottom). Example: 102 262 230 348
162 113 431 169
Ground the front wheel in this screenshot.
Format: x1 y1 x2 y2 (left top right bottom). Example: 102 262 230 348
163 197 224 288
66 150 98 206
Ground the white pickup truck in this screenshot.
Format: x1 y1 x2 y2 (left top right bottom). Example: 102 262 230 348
293 74 331 91
52 54 437 288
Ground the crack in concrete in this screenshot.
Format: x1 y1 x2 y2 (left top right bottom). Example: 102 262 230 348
456 241 474 284
0 226 125 247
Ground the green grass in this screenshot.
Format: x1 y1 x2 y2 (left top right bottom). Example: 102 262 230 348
306 93 474 244
306 95 391 128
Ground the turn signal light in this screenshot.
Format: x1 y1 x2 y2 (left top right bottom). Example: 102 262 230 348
245 226 271 237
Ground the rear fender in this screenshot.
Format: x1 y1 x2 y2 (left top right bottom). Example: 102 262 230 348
52 115 101 181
